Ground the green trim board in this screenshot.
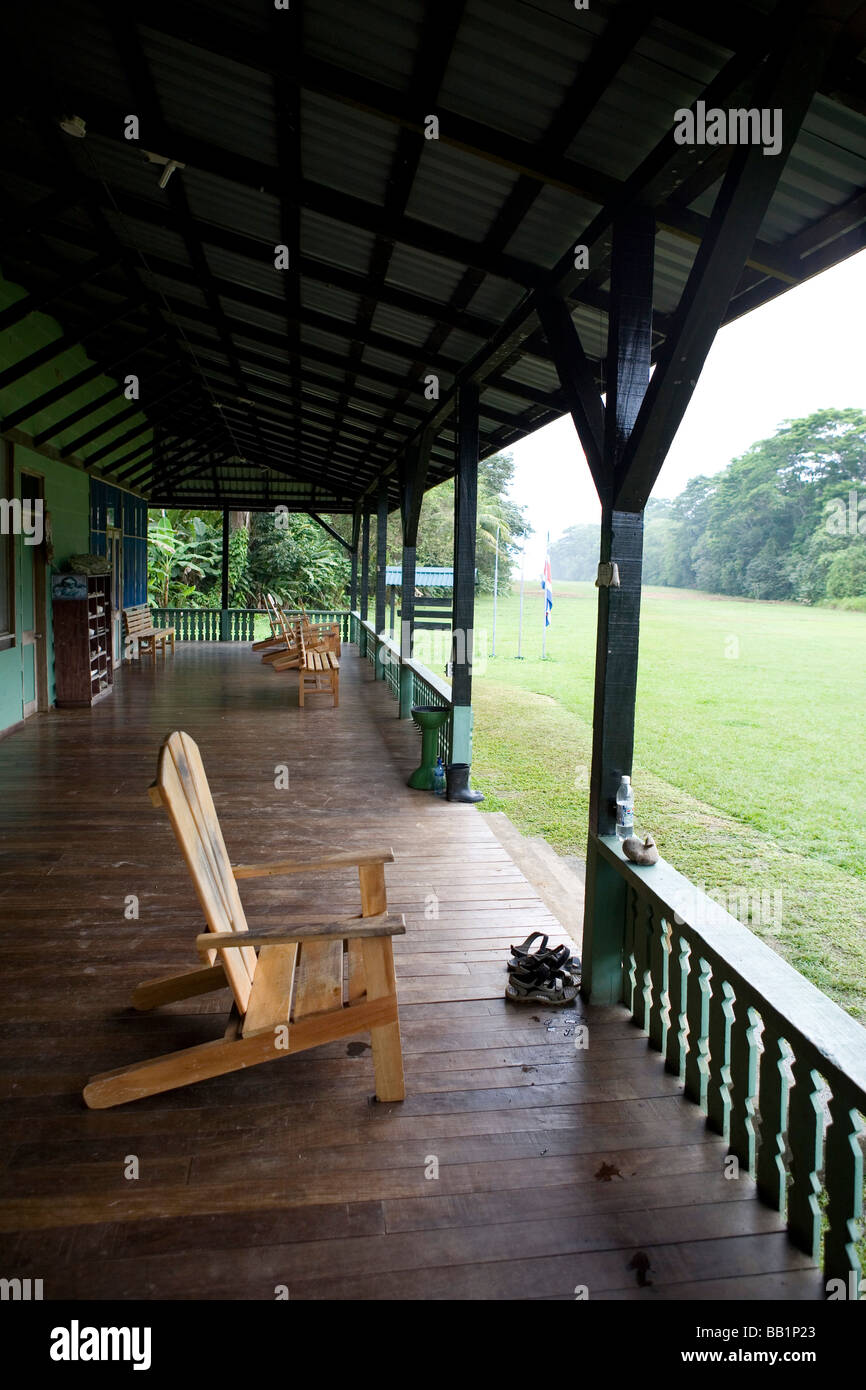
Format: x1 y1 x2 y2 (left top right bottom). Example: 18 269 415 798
0 267 153 473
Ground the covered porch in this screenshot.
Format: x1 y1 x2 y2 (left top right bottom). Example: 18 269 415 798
1 0 865 1307
0 641 826 1299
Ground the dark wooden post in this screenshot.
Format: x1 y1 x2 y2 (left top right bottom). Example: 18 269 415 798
536 15 834 1004
349 507 360 613
583 209 654 1002
219 506 230 641
399 437 431 717
359 508 371 655
451 383 479 761
375 480 388 677
398 550 415 718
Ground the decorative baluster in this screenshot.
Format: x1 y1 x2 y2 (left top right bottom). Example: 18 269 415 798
705 968 735 1139
665 930 689 1080
756 1022 791 1214
786 1050 824 1260
823 1079 864 1288
684 953 711 1110
646 907 668 1054
622 885 637 1013
728 1004 761 1177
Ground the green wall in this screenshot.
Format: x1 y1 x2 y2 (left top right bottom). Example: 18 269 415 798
0 256 137 733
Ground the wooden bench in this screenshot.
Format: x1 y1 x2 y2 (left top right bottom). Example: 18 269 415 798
83 730 405 1108
123 604 175 658
299 642 340 708
271 618 339 706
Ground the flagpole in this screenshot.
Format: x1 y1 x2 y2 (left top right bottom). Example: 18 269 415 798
491 521 500 657
516 544 525 659
542 531 548 659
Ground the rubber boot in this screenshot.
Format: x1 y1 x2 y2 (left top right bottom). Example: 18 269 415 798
445 762 484 803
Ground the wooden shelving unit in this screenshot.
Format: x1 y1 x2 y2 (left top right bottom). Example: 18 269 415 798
52 575 114 708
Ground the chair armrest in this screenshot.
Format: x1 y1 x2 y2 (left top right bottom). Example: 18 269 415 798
232 848 394 879
196 911 405 959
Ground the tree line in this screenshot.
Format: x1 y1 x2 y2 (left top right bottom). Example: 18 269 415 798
550 408 866 609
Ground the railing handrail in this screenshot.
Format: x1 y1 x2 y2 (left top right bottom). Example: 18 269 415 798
352 611 453 761
596 833 866 1097
356 615 453 706
404 655 452 705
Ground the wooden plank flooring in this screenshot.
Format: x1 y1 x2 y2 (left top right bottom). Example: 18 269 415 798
0 643 822 1300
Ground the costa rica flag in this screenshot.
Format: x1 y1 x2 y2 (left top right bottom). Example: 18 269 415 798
541 548 553 627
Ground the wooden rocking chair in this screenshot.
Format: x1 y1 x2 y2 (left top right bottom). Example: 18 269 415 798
83 731 405 1108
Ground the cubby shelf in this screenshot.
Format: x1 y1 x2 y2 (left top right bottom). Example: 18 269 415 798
53 575 114 707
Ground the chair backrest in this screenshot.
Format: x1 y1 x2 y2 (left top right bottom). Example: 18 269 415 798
123 605 154 637
273 603 303 655
264 592 282 638
151 731 257 1012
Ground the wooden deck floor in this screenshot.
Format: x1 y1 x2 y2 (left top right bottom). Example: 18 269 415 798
0 643 822 1300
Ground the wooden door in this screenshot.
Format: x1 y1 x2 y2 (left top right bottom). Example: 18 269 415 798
106 523 123 663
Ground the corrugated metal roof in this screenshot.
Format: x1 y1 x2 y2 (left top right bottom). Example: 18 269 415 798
0 0 863 511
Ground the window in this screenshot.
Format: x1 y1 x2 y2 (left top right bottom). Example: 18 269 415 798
0 442 13 650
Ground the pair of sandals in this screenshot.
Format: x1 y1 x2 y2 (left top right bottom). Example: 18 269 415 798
505 932 582 1007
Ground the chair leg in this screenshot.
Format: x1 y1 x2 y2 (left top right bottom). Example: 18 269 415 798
360 936 405 1102
83 1029 291 1109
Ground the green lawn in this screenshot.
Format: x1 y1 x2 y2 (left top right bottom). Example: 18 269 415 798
417 582 866 1021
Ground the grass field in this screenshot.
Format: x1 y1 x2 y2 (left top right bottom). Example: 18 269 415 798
413 581 866 1021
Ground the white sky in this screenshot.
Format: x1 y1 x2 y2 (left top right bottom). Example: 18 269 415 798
508 247 866 578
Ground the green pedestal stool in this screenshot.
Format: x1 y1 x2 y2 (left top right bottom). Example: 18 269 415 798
408 705 449 790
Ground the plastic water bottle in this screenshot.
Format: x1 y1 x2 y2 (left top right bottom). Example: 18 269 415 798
616 775 634 839
433 757 446 797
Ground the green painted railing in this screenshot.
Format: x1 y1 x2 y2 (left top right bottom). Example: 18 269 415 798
150 608 254 641
587 834 866 1291
353 612 453 763
151 608 351 642
282 609 352 641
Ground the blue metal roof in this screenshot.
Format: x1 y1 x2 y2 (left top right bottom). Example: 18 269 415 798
385 565 456 586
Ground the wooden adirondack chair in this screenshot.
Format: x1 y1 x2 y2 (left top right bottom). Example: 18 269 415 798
251 592 286 651
260 601 306 666
83 731 405 1108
